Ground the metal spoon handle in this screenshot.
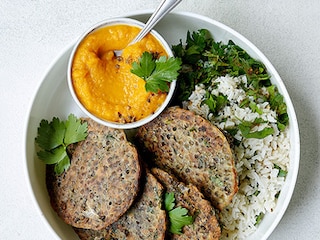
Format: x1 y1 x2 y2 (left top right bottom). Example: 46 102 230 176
131 0 182 44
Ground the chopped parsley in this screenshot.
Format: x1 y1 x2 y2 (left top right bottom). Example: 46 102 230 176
172 29 272 98
172 29 289 137
131 51 182 93
202 90 228 116
274 164 288 178
238 118 274 139
35 114 88 175
255 212 264 226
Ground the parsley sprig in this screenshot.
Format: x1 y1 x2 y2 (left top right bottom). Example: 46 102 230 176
131 51 182 93
164 192 194 235
35 114 88 175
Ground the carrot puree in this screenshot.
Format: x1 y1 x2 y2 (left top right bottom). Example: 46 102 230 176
71 24 168 123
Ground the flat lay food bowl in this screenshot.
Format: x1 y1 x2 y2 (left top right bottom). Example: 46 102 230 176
24 11 300 240
67 17 176 129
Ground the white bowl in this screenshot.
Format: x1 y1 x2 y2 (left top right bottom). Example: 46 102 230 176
24 11 300 240
67 17 176 129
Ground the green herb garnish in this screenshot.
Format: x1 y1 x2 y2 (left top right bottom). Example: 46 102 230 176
35 114 88 175
172 29 289 134
131 51 182 93
267 85 289 129
274 164 288 178
255 212 264 226
202 90 228 116
173 28 270 92
238 119 274 139
164 192 194 234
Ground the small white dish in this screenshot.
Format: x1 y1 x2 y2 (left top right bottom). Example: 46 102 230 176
67 17 176 129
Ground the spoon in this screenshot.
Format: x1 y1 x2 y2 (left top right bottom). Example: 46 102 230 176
114 0 182 57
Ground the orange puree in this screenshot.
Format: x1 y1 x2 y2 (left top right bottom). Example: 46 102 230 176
71 24 168 123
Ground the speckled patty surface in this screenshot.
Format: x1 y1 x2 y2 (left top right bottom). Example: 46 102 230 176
152 167 221 240
74 171 167 240
46 118 141 230
137 106 238 210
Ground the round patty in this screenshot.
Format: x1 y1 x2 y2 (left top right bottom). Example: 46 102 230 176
151 167 221 240
74 171 167 239
46 118 141 230
137 106 238 210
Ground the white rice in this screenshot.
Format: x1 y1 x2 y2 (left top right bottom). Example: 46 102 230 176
183 75 290 239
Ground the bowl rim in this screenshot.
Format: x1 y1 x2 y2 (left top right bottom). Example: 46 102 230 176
23 41 77 239
67 17 176 129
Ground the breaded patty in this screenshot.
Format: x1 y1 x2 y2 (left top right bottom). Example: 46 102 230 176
46 118 141 230
74 171 167 239
137 106 238 210
151 167 221 240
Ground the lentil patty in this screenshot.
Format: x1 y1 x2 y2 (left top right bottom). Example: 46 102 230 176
74 171 167 239
137 106 238 210
152 167 221 240
46 118 141 230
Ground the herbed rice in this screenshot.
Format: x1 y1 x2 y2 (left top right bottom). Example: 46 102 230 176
183 75 290 239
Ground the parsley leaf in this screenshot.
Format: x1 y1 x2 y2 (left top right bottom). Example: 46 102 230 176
131 52 182 93
267 85 289 128
35 117 65 150
64 114 88 145
169 207 194 234
35 114 88 175
238 119 274 139
54 154 71 175
164 192 176 211
274 164 288 178
202 90 228 116
255 212 264 226
164 192 194 235
239 124 274 139
37 146 67 165
131 51 155 79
